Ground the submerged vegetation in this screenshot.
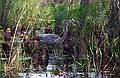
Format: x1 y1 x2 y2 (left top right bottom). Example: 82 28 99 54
0 0 120 78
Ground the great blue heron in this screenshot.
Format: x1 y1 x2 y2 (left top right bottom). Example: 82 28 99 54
38 20 80 65
39 20 77 44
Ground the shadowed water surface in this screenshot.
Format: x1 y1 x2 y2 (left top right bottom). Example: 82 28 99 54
0 71 120 78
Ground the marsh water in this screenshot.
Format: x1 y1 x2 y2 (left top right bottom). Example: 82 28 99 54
0 53 120 78
0 40 120 78
0 69 119 78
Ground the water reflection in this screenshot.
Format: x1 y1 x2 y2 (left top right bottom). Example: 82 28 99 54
0 71 120 78
18 72 119 78
0 53 119 78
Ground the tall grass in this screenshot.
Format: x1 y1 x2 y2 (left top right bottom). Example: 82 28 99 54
0 0 119 76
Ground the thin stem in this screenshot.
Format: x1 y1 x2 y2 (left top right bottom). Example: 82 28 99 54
8 2 34 65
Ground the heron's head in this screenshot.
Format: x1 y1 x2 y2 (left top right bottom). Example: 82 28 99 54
35 30 40 36
6 28 11 33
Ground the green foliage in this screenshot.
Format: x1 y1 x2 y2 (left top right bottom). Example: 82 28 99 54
74 58 89 70
0 0 119 73
82 0 110 38
0 64 4 72
3 0 110 29
51 4 69 21
0 26 3 42
7 0 41 27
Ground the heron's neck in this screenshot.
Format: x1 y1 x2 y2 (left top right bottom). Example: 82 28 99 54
61 22 69 42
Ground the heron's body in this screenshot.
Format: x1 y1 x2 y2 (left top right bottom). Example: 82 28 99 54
39 20 76 44
39 34 61 44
